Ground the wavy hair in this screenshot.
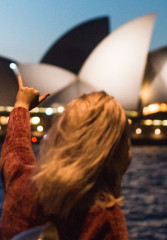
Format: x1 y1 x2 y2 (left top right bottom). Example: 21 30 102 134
33 91 130 218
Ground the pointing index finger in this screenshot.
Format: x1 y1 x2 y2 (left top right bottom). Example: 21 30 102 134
17 74 24 88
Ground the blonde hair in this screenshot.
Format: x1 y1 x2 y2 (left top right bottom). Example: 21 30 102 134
33 91 130 218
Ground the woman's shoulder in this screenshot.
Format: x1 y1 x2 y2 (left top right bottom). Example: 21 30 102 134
79 204 129 240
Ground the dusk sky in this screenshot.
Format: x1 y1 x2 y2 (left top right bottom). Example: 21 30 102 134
0 0 167 63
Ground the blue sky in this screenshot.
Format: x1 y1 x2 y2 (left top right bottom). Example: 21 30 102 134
0 0 167 63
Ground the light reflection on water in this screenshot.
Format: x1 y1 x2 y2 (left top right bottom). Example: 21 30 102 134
0 145 167 240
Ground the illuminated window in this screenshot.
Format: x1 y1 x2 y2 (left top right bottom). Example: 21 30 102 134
5 106 13 112
128 119 132 124
37 125 44 132
154 128 161 135
57 106 65 113
162 120 167 126
31 116 40 125
39 107 46 113
160 103 167 112
152 120 162 126
126 111 138 117
31 107 39 113
0 106 5 112
0 116 9 125
148 104 160 114
143 106 149 115
143 119 153 126
45 107 53 116
136 128 142 135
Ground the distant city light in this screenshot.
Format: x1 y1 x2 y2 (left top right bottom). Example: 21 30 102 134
162 120 167 126
143 119 153 126
57 106 64 113
0 106 5 112
37 125 44 132
153 119 162 126
5 106 13 112
31 116 40 125
31 137 38 143
143 106 149 115
136 128 142 135
45 107 53 115
43 134 49 140
128 119 132 124
9 63 20 75
0 116 9 125
160 103 167 112
31 107 39 113
143 104 162 115
148 104 160 113
130 111 138 117
38 107 46 113
9 63 17 70
143 107 149 115
154 128 161 135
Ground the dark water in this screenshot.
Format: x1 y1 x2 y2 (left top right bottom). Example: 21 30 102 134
0 145 167 240
122 146 167 240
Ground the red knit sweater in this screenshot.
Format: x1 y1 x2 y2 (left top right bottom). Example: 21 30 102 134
0 107 129 240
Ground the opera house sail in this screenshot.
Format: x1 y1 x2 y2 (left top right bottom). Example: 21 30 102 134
0 14 156 109
2 14 167 144
0 57 18 106
140 47 167 108
40 17 109 74
18 14 156 110
79 13 156 111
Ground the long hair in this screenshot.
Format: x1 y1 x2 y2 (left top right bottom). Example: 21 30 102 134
33 91 130 218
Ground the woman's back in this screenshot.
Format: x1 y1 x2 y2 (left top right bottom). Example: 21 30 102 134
0 86 130 240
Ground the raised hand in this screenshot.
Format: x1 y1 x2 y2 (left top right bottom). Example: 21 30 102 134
14 74 50 110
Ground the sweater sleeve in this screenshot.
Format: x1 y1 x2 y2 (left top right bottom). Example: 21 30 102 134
0 107 35 190
79 205 129 240
0 107 41 240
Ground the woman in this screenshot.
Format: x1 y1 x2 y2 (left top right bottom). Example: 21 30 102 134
0 74 131 240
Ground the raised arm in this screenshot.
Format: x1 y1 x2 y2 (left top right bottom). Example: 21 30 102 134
0 73 50 188
0 73 50 239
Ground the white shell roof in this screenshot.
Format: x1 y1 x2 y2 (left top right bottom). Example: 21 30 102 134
79 13 156 110
15 14 156 110
140 54 167 106
18 63 77 95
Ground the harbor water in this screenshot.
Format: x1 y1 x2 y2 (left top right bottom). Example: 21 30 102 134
0 145 167 240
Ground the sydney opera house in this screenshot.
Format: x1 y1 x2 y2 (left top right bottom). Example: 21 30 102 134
0 13 167 144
